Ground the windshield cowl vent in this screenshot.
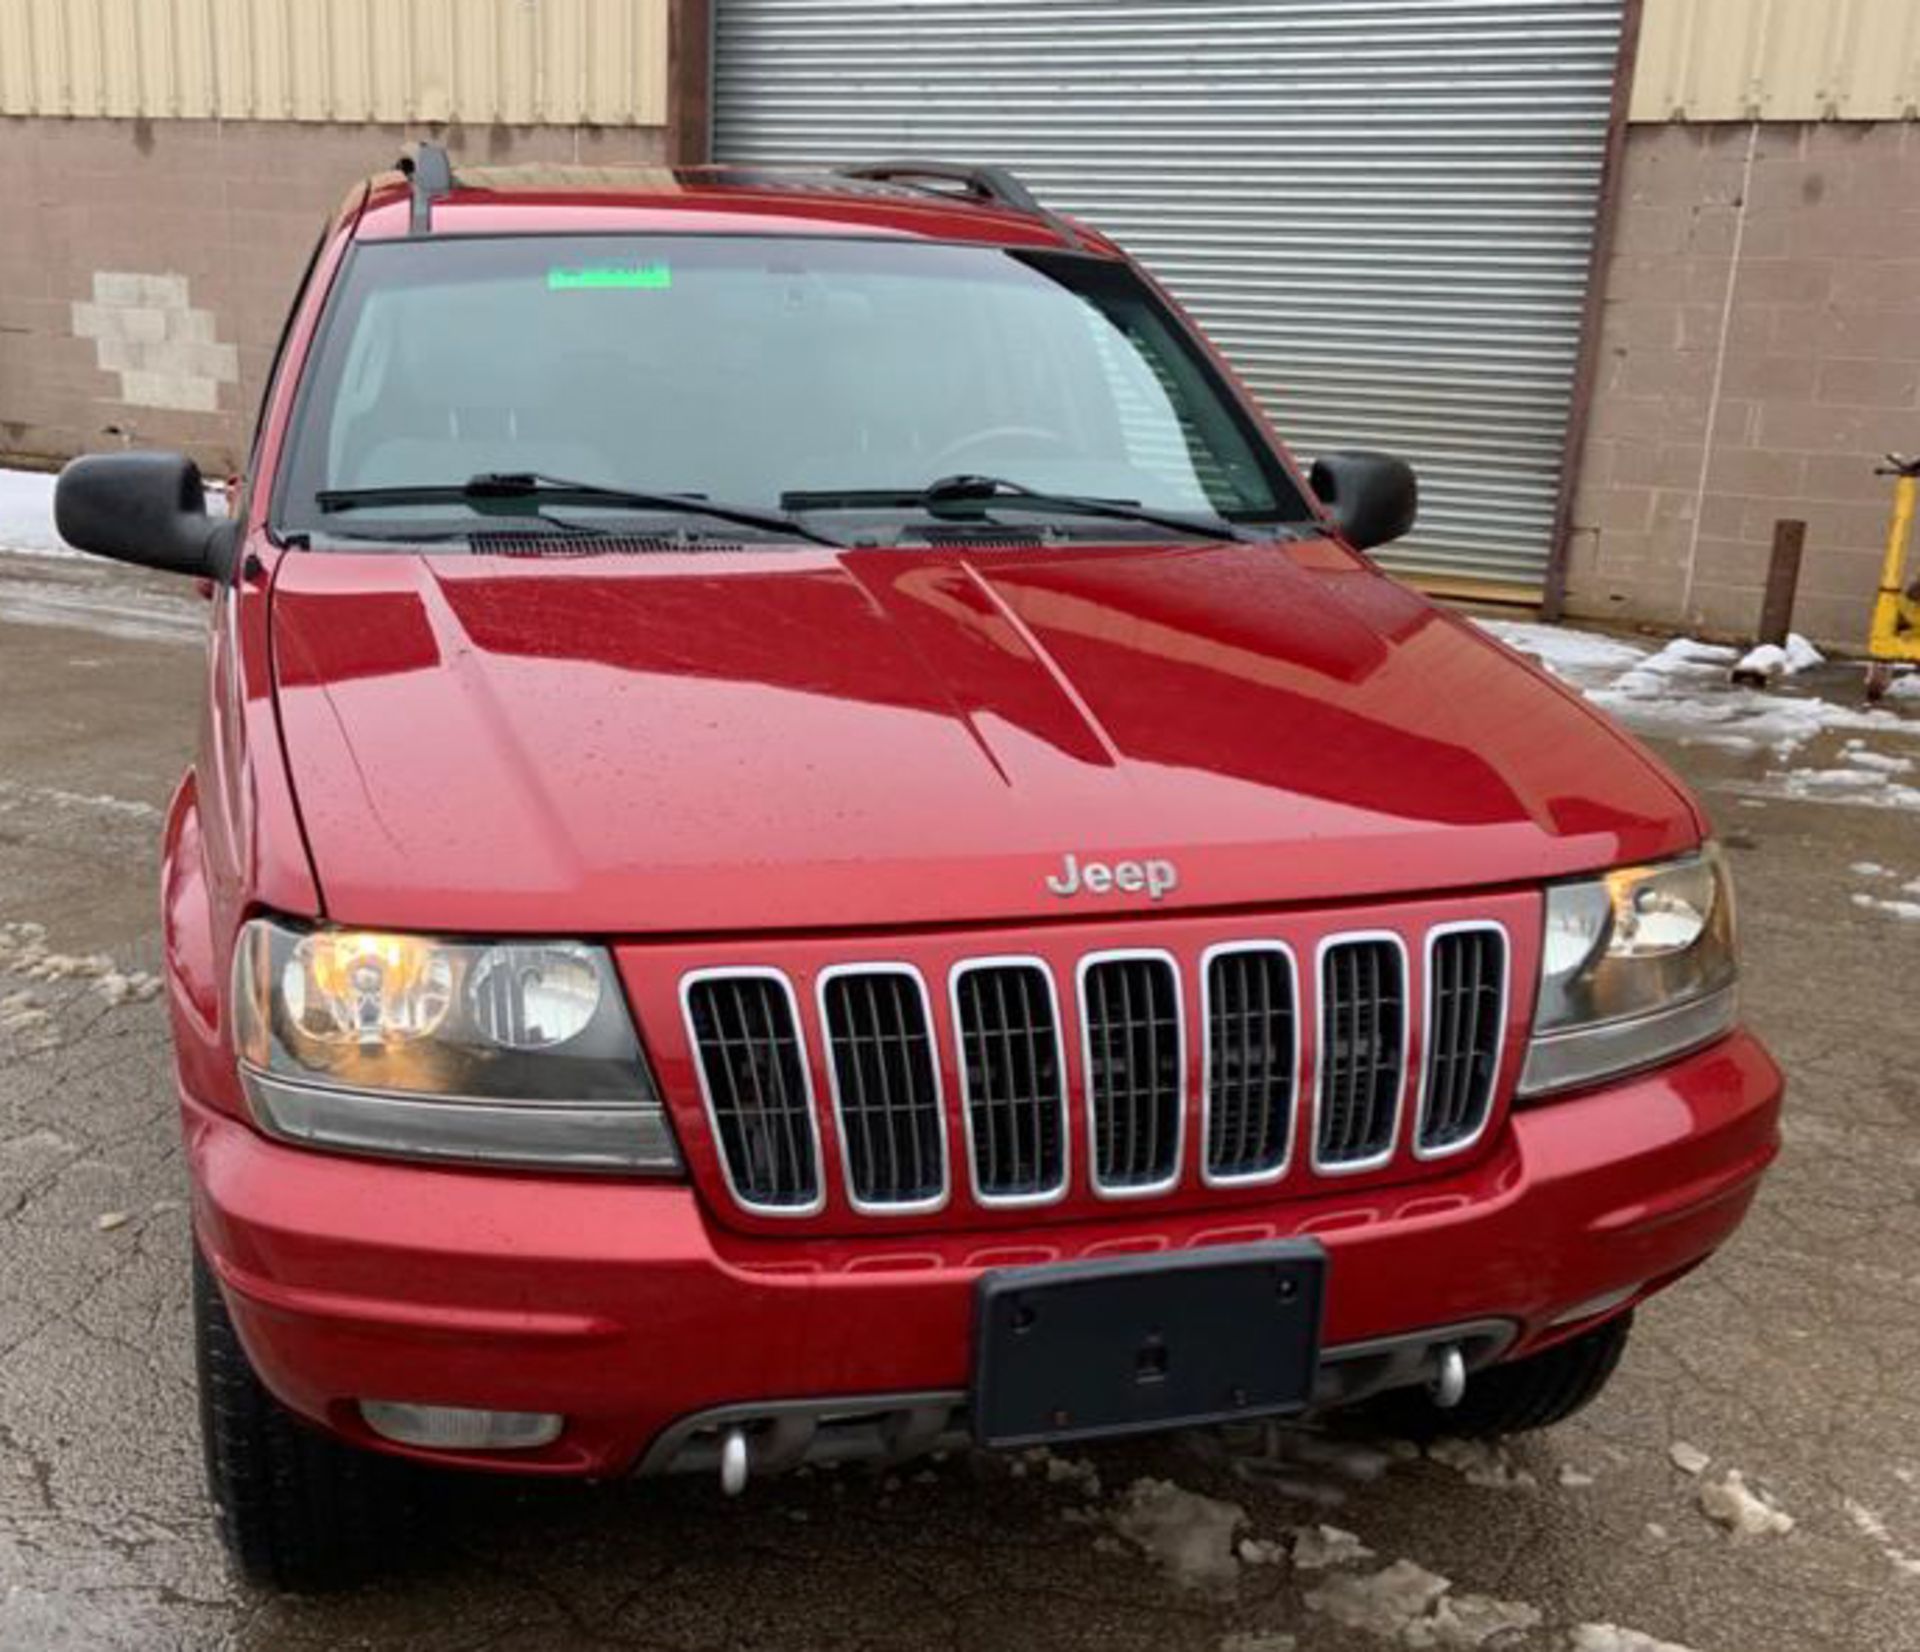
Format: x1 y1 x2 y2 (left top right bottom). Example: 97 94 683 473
468 533 749 556
898 525 1058 549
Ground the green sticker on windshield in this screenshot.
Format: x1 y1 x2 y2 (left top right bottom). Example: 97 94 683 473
546 261 672 292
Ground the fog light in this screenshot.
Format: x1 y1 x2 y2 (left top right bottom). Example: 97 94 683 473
360 1400 562 1451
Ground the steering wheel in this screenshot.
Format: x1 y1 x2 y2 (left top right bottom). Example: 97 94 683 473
930 425 1075 467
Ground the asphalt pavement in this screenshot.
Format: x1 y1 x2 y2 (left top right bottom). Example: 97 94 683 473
1 548 1917 1652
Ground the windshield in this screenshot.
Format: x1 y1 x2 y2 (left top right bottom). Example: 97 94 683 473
273 234 1311 545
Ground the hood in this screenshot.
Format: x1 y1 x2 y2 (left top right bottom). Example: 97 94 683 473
268 539 1698 935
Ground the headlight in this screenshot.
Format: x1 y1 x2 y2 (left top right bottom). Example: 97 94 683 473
1520 845 1738 1097
233 918 680 1173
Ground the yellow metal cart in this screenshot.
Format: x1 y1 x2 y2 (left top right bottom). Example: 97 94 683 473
1867 454 1920 702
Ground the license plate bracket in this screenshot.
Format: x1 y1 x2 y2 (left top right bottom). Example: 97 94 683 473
970 1240 1325 1449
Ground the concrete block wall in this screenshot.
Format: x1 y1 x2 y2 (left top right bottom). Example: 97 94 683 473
71 271 241 414
1563 121 1920 649
0 118 667 474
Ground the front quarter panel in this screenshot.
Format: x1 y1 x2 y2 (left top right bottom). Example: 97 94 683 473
177 559 319 1120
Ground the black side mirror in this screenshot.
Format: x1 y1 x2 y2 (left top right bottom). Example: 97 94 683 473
1308 451 1418 552
54 452 239 581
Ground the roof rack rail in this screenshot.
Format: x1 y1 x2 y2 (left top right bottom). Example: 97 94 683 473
836 160 1082 248
397 140 455 235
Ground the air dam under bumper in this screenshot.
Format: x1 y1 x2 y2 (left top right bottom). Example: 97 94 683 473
187 1031 1781 1478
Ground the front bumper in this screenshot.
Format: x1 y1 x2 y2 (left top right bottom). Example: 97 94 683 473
188 1030 1781 1477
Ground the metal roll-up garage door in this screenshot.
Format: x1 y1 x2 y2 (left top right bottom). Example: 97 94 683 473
712 0 1625 593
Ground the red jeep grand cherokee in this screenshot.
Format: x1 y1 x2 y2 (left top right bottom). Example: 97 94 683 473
56 149 1781 1589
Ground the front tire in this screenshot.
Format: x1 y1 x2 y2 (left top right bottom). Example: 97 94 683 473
194 1247 408 1590
1367 1312 1634 1440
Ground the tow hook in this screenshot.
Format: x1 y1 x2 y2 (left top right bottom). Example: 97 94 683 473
720 1425 750 1496
1431 1343 1467 1409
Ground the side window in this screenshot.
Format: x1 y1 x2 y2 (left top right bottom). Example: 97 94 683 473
1082 306 1194 486
1082 304 1265 514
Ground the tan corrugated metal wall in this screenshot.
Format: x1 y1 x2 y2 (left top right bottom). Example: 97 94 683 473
1632 0 1920 122
0 0 668 124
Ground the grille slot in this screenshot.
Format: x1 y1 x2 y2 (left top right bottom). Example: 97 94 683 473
953 963 1067 1202
1316 939 1406 1168
821 969 946 1209
1203 947 1298 1181
1082 954 1183 1192
685 974 821 1212
1419 928 1507 1154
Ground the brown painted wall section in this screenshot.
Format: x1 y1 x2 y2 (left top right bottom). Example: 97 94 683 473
1563 120 1920 649
0 117 666 475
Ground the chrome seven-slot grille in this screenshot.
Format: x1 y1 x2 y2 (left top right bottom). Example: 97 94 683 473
683 927 1508 1216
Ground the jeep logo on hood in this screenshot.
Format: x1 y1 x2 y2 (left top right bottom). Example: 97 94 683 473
1045 853 1180 902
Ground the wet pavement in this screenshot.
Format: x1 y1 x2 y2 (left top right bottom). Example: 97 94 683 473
2 549 1917 1652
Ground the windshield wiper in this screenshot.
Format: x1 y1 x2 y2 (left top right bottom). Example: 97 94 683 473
782 474 1253 543
315 472 842 547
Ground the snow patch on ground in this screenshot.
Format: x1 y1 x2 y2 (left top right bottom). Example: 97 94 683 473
1426 1437 1538 1490
1040 1450 1103 1499
1477 620 1920 776
1291 1523 1376 1570
1279 1433 1399 1484
1667 1441 1711 1476
1304 1560 1451 1637
1557 1464 1597 1488
0 468 74 558
1598 681 1909 759
0 465 227 562
1111 1478 1246 1592
1627 637 1740 677
1733 634 1823 678
1410 1592 1544 1648
1853 893 1920 921
1236 1535 1288 1567
1601 637 1741 705
0 780 162 822
1842 744 1915 774
1015 1446 1103 1499
1212 1422 1415 1505
1095 1465 1576 1649
1773 766 1920 811
1698 1469 1794 1538
1569 1625 1700 1652
0 923 161 1007
1786 766 1895 791
1304 1559 1541 1648
1478 619 1653 678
